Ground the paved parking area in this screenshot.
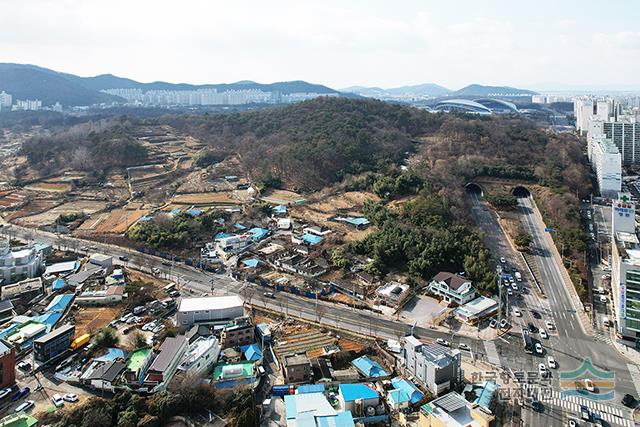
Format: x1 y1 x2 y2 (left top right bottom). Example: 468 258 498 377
401 295 447 327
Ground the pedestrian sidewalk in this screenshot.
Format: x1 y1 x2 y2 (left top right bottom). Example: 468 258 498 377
612 336 640 366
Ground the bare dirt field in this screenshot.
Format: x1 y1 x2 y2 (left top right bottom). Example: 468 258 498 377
261 189 306 205
17 200 108 227
74 306 121 336
81 208 149 234
2 198 60 221
0 190 27 209
24 181 72 193
171 192 242 205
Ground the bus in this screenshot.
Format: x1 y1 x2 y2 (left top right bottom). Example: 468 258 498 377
163 282 176 293
523 330 534 354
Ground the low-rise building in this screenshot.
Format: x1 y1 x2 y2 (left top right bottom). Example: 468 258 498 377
177 296 244 327
339 383 380 415
283 353 312 383
84 360 127 392
351 355 389 378
89 253 113 273
178 336 220 377
404 336 462 396
454 296 499 325
123 347 155 386
0 340 15 388
76 285 125 305
418 391 494 427
221 317 255 348
212 361 257 389
387 377 424 411
376 281 410 307
33 324 75 363
428 272 476 305
144 335 188 390
0 277 43 302
0 301 15 324
272 252 327 278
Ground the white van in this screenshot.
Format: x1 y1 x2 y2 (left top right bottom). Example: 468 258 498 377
603 316 610 327
515 271 522 282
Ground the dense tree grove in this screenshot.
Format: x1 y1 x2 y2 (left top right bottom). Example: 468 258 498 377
350 190 497 295
19 118 147 176
127 212 214 249
162 97 445 190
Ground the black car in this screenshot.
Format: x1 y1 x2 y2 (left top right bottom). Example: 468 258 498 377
528 323 538 333
622 393 637 407
118 255 129 262
532 310 542 319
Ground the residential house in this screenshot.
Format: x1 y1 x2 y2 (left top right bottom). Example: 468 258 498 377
178 336 220 377
123 348 155 386
418 391 494 427
428 272 476 305
0 340 15 388
351 355 389 378
339 383 380 415
376 281 411 307
84 360 127 392
221 317 255 348
283 353 312 383
144 335 188 390
272 252 327 278
404 336 462 396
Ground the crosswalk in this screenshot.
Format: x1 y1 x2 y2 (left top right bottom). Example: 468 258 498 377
520 382 632 426
593 332 613 345
484 340 500 366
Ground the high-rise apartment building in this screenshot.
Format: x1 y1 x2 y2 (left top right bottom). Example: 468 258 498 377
590 136 622 197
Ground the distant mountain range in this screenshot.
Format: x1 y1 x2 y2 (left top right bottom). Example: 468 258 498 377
342 83 538 99
0 63 342 107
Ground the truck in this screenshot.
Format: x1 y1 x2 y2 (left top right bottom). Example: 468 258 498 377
70 334 91 350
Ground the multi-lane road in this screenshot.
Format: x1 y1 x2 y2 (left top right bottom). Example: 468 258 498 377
4 196 640 426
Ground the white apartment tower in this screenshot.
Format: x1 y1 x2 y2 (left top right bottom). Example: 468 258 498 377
590 137 622 198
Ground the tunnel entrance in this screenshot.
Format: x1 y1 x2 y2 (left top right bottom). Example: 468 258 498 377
512 186 531 198
465 183 484 196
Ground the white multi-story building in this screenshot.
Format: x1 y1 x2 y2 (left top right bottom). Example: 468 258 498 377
177 295 244 327
602 118 640 165
0 91 12 111
404 336 462 396
0 239 45 284
590 136 622 197
574 97 615 134
13 99 42 111
178 336 220 377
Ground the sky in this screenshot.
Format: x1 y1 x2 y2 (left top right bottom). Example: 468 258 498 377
1 0 639 90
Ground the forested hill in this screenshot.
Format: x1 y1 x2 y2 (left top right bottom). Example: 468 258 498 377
162 97 444 190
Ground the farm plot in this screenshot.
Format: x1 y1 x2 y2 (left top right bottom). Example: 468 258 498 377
84 208 150 234
171 192 243 206
261 189 306 205
16 200 108 227
74 307 121 336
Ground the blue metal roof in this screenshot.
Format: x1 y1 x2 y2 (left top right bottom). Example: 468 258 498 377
317 411 356 427
273 205 288 214
51 278 66 291
95 347 128 362
301 233 322 245
45 294 74 313
474 381 498 410
170 208 182 214
33 312 62 331
234 223 247 230
297 384 325 394
240 343 263 361
215 232 232 240
339 384 379 402
346 217 369 226
242 259 260 268
351 355 389 378
248 227 269 241
187 208 203 216
390 377 424 404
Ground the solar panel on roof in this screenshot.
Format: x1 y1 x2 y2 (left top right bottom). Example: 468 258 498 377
433 392 467 413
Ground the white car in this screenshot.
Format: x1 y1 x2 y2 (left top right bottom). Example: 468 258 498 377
535 342 544 354
511 283 518 291
14 400 34 413
458 343 471 351
500 257 506 263
436 338 450 347
513 308 522 317
63 393 78 403
499 319 509 329
507 289 513 296
584 379 595 392
547 356 557 369
545 320 555 330
52 394 64 408
538 363 547 377
0 388 11 400
540 329 548 339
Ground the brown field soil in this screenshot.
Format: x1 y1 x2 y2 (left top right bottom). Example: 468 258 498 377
498 211 523 249
74 306 121 336
0 191 27 208
171 192 242 205
24 182 72 193
90 208 149 234
3 199 60 221
261 189 306 205
16 200 108 226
